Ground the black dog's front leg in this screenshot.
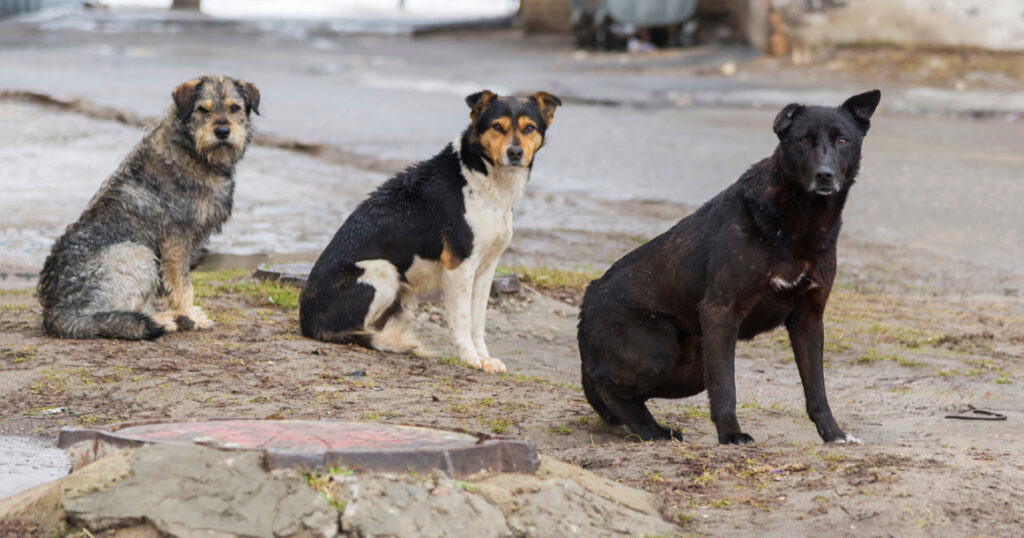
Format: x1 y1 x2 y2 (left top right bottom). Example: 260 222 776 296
787 303 857 443
702 304 754 445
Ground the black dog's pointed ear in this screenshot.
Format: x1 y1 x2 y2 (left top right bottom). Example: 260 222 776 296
465 90 497 121
530 91 562 125
172 78 202 123
842 89 881 127
234 79 261 116
773 103 803 136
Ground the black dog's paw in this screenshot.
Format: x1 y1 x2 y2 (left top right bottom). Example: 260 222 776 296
630 425 684 442
719 432 755 445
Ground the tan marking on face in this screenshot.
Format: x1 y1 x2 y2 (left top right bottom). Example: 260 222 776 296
480 116 513 165
516 116 542 166
440 237 463 270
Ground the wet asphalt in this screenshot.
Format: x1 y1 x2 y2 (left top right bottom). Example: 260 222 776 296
0 10 1022 284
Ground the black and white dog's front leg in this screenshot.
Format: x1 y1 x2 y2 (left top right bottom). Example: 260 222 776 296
442 259 506 373
470 254 506 373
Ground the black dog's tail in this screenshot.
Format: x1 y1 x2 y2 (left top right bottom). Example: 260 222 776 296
43 309 164 340
578 311 621 425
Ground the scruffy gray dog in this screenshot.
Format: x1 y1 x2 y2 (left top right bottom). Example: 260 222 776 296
37 74 260 339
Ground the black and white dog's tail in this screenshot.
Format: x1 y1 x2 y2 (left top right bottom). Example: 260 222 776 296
43 309 165 340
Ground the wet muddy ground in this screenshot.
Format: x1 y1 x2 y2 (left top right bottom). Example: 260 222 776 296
1 263 1023 535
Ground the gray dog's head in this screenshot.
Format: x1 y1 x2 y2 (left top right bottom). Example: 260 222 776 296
772 90 881 196
172 74 260 169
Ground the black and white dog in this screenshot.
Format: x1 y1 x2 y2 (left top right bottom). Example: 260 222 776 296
578 90 880 444
300 90 560 373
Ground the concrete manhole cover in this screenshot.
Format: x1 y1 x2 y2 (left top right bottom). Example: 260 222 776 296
59 419 538 478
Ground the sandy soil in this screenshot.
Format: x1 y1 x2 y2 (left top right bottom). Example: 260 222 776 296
2 260 1022 535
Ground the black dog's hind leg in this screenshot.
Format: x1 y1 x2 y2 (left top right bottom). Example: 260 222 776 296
701 303 755 445
581 369 620 425
598 388 684 441
787 300 857 443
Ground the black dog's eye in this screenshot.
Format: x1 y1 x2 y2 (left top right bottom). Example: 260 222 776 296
230 104 242 113
491 123 506 134
196 106 209 114
799 137 810 145
837 137 848 146
522 125 536 135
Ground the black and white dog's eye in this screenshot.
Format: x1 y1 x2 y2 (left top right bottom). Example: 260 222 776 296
837 137 848 146
522 125 536 135
230 104 242 113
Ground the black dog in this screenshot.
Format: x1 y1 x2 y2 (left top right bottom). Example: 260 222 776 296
577 90 881 444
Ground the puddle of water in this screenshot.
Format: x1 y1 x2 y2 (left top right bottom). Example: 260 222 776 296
0 436 70 499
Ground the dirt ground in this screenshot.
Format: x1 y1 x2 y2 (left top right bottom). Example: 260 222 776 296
2 255 1022 535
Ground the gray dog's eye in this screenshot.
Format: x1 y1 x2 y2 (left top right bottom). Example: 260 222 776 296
837 137 848 146
799 137 810 145
196 106 209 114
230 104 242 113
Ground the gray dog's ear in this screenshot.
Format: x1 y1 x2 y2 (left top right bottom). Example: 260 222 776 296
773 103 803 136
465 90 497 121
841 89 881 129
234 79 261 116
172 78 202 123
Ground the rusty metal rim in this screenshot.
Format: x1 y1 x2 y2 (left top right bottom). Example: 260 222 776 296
57 417 539 478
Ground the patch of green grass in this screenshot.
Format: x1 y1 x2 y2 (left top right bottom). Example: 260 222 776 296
302 469 348 512
548 425 571 435
995 376 1013 385
193 270 300 310
866 324 944 348
857 348 925 368
498 264 602 292
479 416 510 434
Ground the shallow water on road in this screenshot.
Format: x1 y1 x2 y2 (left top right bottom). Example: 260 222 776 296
0 436 70 499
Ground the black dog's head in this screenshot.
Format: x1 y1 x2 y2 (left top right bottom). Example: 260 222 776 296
172 74 260 168
772 90 881 197
463 90 561 169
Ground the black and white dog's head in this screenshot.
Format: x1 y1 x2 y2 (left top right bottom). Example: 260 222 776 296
461 90 561 172
772 90 881 197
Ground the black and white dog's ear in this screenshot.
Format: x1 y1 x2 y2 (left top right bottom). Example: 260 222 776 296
530 91 562 125
841 89 881 129
773 103 804 136
465 90 497 121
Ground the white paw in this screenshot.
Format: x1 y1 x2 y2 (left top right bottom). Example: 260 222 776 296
832 433 862 445
185 306 214 330
152 311 179 333
412 345 436 358
479 357 507 374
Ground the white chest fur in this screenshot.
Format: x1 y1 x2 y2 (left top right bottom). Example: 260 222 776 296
457 142 530 261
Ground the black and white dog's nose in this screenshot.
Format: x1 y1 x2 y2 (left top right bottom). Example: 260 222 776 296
507 146 524 162
214 126 231 139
